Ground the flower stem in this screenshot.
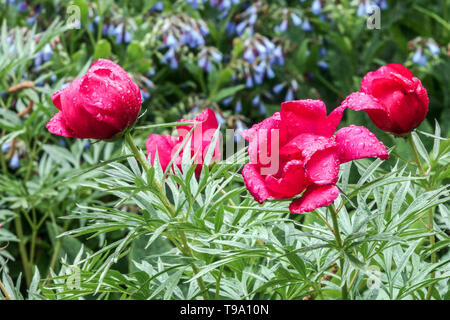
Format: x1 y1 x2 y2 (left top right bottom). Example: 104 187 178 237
0 278 12 300
407 133 436 300
124 131 210 299
407 133 426 176
14 215 32 286
330 205 348 300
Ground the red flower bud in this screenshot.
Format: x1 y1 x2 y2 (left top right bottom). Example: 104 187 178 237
146 109 220 177
340 64 429 135
46 59 142 140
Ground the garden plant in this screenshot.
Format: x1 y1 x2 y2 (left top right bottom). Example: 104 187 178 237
0 0 449 301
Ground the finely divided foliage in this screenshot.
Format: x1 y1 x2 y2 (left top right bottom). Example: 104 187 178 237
0 1 449 301
6 125 446 300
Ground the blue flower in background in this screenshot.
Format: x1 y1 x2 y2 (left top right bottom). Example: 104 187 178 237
165 33 178 49
156 14 210 69
272 83 285 94
59 138 67 147
291 13 302 26
107 25 115 37
26 16 37 25
274 19 288 33
34 52 43 68
225 22 236 35
245 74 254 88
252 95 260 106
1 142 11 154
357 2 366 16
428 42 440 56
234 100 242 113
9 153 19 170
259 102 266 115
113 24 133 44
412 49 427 66
17 1 27 12
285 89 294 102
302 20 313 32
198 47 222 72
231 2 259 36
222 97 233 107
151 1 164 12
234 120 247 143
318 60 329 69
239 34 284 86
311 0 322 15
186 0 201 9
215 112 226 126
42 43 53 61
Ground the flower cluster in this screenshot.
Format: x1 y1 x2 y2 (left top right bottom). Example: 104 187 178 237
410 38 441 67
272 79 299 103
274 8 313 33
103 22 134 45
226 1 261 36
154 14 210 69
356 0 388 17
239 33 284 87
198 47 223 72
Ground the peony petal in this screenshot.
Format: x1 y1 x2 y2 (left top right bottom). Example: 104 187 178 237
361 63 414 94
46 112 76 138
384 63 414 79
177 109 218 139
378 78 429 135
242 164 272 204
279 133 320 159
339 92 386 112
176 109 220 164
338 92 394 133
335 125 389 163
301 136 337 162
265 160 308 198
280 99 330 137
146 134 179 171
243 112 287 166
305 146 340 185
289 184 340 213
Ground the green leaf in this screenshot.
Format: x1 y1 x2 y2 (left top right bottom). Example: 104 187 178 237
93 39 111 60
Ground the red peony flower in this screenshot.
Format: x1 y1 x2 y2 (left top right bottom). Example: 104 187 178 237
146 109 220 176
242 99 389 213
339 63 429 135
46 59 142 140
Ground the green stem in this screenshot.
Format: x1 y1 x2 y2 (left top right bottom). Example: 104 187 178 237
330 205 348 300
408 134 426 176
14 215 32 286
124 131 210 299
0 278 12 300
215 265 224 300
45 214 71 283
407 133 436 300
